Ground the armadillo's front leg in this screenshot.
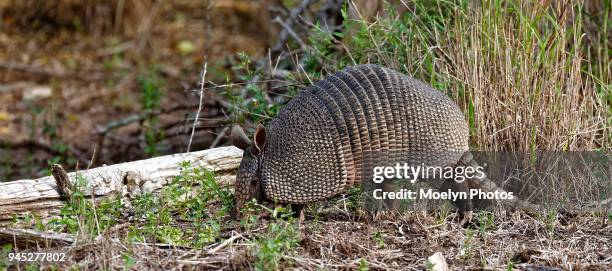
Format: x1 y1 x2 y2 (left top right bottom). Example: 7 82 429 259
291 204 306 223
460 211 473 226
383 180 400 210
372 180 400 213
440 178 474 225
371 180 401 221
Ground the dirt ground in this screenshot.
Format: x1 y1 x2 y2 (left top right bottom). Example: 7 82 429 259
7 209 611 270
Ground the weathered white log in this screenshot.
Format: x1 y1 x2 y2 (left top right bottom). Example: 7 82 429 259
0 146 243 225
0 228 75 247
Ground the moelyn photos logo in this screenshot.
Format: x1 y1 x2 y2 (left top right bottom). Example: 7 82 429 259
369 164 516 201
372 188 516 201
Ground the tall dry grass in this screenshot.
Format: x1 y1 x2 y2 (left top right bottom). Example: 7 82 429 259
327 0 610 151
0 0 154 35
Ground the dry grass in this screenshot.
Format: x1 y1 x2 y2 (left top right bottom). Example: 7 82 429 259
0 0 155 35
332 0 610 151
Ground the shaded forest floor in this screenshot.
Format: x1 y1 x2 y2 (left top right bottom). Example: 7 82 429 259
0 1 268 181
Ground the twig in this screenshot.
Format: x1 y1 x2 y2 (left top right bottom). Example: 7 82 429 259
131 242 193 250
173 260 221 268
0 61 105 81
90 185 101 236
96 105 192 135
135 1 161 49
96 41 133 56
271 0 316 53
209 127 230 148
187 62 208 152
207 233 243 254
87 147 97 170
0 139 91 166
273 16 307 51
186 0 211 152
0 81 34 94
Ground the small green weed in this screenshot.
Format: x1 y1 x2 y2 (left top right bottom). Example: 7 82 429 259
344 186 364 211
251 207 300 271
358 258 369 271
138 69 166 156
435 202 453 224
239 199 260 231
24 91 76 177
224 52 280 124
47 174 123 236
476 211 494 242
461 229 475 260
126 161 233 248
0 244 13 270
542 210 558 238
372 230 385 248
123 253 136 270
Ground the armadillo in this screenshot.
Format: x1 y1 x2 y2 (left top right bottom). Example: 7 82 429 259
230 64 535 219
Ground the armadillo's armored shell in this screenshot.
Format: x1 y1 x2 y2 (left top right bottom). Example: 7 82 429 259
260 65 469 204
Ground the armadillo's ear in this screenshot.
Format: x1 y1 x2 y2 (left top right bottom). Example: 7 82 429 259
230 125 251 150
253 124 266 154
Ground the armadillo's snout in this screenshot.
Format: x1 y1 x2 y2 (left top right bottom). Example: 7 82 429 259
232 149 262 219
232 172 266 220
232 179 248 219
232 171 259 219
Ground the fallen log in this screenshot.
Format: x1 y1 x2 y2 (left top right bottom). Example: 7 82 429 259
0 146 243 226
0 228 75 247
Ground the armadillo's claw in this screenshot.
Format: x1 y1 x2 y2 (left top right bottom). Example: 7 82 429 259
459 210 473 226
373 210 398 221
257 208 273 220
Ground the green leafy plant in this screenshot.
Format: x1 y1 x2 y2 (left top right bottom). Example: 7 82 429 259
542 210 558 238
224 52 280 124
138 69 166 156
0 244 13 270
345 186 364 212
47 174 123 236
435 202 453 225
239 199 260 231
125 161 234 248
476 211 494 242
358 258 369 271
372 230 385 248
461 228 476 260
123 253 136 270
251 207 300 271
22 87 76 177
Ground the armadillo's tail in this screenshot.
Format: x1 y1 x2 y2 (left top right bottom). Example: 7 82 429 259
458 151 541 211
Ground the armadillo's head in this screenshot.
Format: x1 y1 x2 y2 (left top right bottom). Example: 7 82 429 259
230 124 267 218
